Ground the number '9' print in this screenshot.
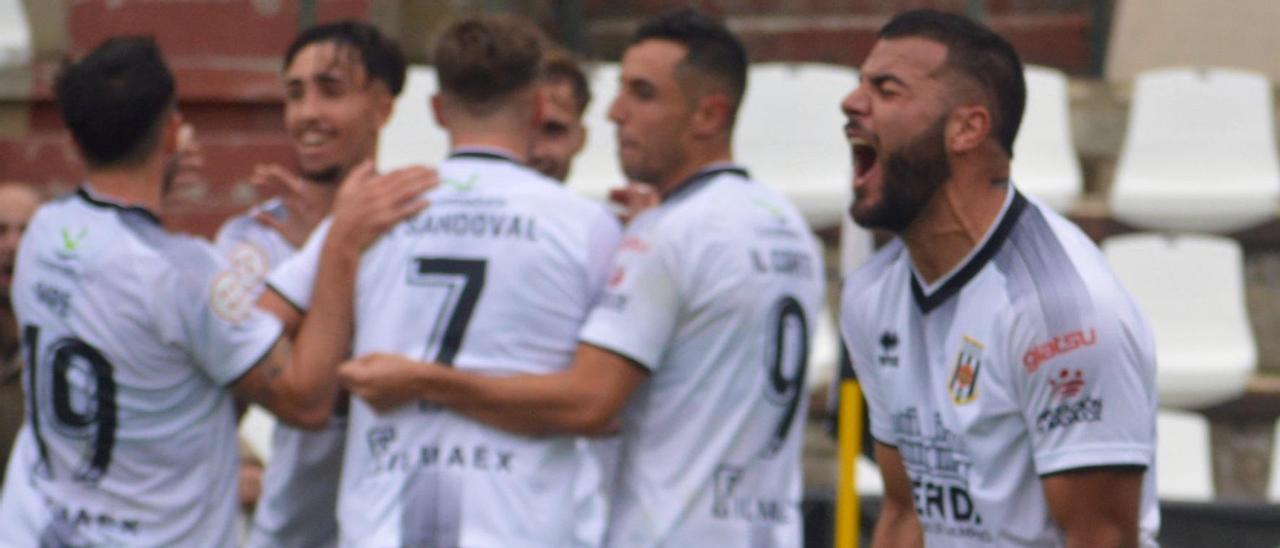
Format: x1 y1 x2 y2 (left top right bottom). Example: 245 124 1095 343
761 296 808 458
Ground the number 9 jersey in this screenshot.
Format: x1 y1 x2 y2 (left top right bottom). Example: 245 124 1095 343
577 166 825 547
0 187 284 547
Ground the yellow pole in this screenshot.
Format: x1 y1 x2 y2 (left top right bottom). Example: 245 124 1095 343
835 380 864 548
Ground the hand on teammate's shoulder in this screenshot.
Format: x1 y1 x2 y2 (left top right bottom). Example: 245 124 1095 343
329 161 437 252
250 164 324 248
608 182 659 224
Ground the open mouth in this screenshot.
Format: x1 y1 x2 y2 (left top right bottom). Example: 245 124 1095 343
293 128 335 156
850 137 880 182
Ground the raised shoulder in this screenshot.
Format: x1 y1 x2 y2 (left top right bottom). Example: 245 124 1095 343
842 238 906 310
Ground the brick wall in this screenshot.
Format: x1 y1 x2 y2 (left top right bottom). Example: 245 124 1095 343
0 0 1094 237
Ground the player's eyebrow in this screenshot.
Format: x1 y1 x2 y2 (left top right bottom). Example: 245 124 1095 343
864 72 908 90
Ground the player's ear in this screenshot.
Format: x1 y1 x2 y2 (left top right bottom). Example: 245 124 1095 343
530 86 545 129
430 94 447 129
691 92 731 138
372 84 395 129
161 109 184 155
947 104 991 154
572 122 587 155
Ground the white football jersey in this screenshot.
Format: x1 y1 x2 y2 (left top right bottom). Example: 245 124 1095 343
578 165 825 547
215 201 346 548
0 186 282 547
215 199 295 294
841 188 1159 546
269 149 622 547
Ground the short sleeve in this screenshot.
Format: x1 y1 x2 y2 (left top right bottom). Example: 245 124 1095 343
584 209 624 303
149 242 283 386
1012 304 1156 476
578 229 680 371
214 216 277 294
265 218 331 311
839 285 896 446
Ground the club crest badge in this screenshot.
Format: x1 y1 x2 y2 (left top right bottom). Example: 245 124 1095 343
948 336 984 405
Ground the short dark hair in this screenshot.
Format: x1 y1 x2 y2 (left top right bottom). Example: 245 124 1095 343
880 9 1026 156
432 14 544 114
541 48 591 115
55 36 175 169
284 20 407 96
632 8 748 123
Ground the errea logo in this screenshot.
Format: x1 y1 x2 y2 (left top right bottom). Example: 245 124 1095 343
877 330 899 367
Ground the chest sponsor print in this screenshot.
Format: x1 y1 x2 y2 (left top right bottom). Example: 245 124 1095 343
892 407 991 542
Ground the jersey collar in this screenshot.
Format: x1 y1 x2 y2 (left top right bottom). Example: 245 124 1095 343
662 162 750 203
75 184 162 226
448 147 521 165
909 185 1027 314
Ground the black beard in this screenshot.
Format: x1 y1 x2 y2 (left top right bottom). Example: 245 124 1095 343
301 164 346 186
161 153 179 198
851 116 951 232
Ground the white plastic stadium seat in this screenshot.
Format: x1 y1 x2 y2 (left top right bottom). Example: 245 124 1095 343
855 455 884 497
0 0 33 69
807 304 841 391
378 66 451 172
565 63 623 200
1111 67 1280 233
238 404 277 464
1011 65 1082 213
1156 409 1214 502
734 63 857 230
1103 233 1256 409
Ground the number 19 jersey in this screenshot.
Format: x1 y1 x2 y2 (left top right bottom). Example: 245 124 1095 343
0 186 283 547
268 150 622 547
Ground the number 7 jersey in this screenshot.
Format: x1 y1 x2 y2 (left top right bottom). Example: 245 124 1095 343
0 187 284 547
268 150 622 547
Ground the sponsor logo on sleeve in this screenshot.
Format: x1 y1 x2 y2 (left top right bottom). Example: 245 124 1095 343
1035 397 1102 433
1048 369 1086 399
618 236 649 253
1036 369 1102 433
1022 328 1097 373
227 243 270 287
947 336 984 405
209 271 254 323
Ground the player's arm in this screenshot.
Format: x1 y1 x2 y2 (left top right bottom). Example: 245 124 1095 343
339 343 648 436
1043 466 1143 548
233 164 435 429
869 441 923 548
